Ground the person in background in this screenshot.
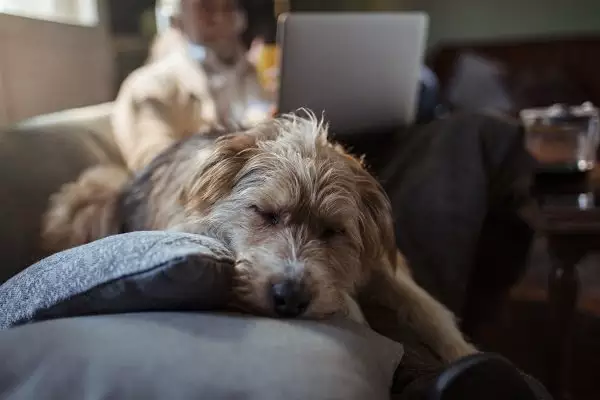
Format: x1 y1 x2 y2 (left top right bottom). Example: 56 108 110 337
113 0 273 171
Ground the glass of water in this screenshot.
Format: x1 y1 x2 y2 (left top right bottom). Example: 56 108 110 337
521 102 600 174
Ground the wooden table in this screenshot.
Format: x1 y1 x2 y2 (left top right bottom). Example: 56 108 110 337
533 173 600 400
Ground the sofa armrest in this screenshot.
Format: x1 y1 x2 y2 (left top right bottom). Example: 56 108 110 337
0 106 124 283
18 103 114 133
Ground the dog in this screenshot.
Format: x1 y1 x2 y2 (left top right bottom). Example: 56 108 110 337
42 113 476 362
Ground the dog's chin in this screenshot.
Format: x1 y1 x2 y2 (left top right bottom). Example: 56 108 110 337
230 258 364 322
226 298 272 317
227 298 340 321
228 283 335 320
229 281 360 322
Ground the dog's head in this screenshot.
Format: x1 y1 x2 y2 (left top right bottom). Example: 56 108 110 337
182 114 396 319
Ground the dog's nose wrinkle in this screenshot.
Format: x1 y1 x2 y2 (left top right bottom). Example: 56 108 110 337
271 280 311 318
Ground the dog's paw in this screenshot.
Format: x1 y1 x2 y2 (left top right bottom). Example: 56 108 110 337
439 341 479 363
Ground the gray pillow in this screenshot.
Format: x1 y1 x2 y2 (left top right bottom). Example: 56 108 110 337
0 312 404 400
0 231 235 329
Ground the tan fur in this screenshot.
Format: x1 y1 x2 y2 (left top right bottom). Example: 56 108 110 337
42 165 130 254
43 113 476 362
112 48 271 171
365 254 477 361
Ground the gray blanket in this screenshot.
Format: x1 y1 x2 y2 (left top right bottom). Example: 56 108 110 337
340 112 535 322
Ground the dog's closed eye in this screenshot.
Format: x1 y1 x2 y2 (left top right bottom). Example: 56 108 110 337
320 227 345 240
249 205 280 226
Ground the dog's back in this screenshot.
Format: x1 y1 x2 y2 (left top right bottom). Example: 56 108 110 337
42 133 223 254
118 134 220 233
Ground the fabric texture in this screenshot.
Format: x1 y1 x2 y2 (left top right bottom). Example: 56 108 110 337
381 112 534 315
0 312 404 400
0 231 234 329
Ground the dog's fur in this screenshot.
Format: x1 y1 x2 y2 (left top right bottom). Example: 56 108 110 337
43 114 476 362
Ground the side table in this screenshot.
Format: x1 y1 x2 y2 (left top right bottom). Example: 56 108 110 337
534 189 600 400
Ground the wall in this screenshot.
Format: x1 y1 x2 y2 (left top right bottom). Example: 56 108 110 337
0 5 113 126
406 0 600 46
291 0 600 46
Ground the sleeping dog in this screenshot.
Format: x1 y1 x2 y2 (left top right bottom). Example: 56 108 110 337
42 113 476 362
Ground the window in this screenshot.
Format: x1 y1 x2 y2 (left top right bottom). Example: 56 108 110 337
0 0 98 26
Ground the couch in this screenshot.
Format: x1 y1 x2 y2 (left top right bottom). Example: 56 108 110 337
0 103 121 283
0 103 544 399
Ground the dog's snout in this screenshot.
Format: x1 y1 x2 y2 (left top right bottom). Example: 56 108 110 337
270 279 311 318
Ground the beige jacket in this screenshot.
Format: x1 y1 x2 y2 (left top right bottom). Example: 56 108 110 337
112 49 271 170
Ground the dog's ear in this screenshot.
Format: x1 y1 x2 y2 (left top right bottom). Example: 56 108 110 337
356 170 398 269
330 146 397 269
182 133 259 210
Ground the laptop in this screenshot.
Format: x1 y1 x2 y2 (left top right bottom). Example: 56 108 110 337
277 13 428 135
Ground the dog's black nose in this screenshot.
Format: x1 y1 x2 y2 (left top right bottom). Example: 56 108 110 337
271 280 311 318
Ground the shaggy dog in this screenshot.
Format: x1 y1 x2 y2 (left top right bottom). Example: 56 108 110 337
42 114 476 362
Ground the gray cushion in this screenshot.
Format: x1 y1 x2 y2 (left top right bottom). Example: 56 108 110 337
0 231 235 329
0 312 403 400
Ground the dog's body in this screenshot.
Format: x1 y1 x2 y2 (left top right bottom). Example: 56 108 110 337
43 114 476 362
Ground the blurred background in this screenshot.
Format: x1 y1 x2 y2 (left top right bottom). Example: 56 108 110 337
1 0 599 124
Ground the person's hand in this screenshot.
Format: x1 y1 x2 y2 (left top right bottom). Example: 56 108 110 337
247 37 280 97
247 37 265 67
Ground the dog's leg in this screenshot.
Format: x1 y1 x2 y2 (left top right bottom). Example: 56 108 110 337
365 265 477 362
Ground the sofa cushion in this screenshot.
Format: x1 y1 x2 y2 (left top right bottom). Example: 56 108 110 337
0 113 123 283
0 231 235 329
0 313 403 400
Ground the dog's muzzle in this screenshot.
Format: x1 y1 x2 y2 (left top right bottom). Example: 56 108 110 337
270 279 311 318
